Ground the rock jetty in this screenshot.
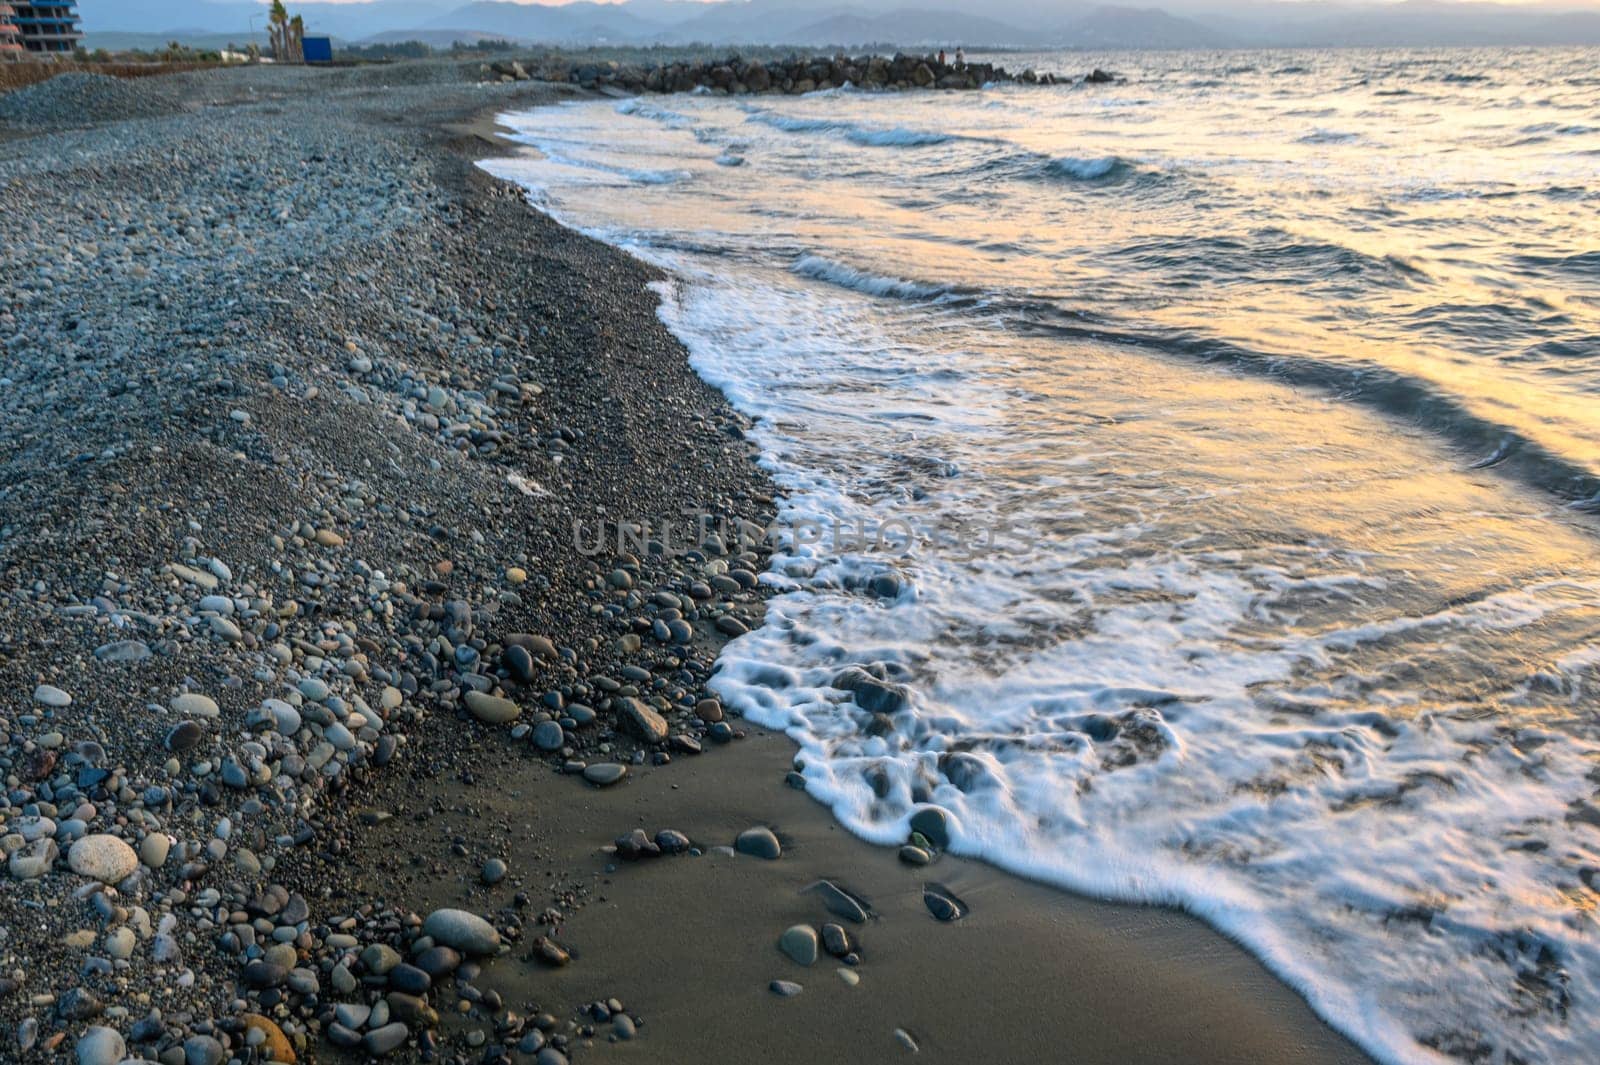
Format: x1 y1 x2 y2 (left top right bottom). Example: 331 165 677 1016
488 52 1088 94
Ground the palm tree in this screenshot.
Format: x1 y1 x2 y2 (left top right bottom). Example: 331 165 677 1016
268 2 289 62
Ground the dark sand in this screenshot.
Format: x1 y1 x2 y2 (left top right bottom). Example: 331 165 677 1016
345 719 1369 1064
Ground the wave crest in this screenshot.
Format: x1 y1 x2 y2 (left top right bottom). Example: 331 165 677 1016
1043 155 1129 181
748 111 954 147
791 255 951 300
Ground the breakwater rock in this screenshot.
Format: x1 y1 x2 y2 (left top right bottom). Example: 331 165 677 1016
488 53 1101 94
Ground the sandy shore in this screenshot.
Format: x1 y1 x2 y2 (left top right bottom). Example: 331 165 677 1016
0 60 1370 1064
342 715 1372 1063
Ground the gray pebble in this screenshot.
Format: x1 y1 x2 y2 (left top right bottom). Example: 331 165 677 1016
779 924 818 966
735 825 781 859
582 762 627 786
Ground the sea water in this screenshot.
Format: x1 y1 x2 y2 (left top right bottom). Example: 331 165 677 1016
482 47 1600 1065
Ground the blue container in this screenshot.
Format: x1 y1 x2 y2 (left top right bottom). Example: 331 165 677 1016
302 36 333 63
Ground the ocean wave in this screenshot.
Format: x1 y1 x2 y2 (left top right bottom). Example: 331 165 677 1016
790 254 952 300
1296 128 1360 145
960 149 1165 190
1007 305 1600 506
847 127 954 147
1100 231 1427 288
517 136 692 186
748 113 845 134
747 110 955 147
1513 250 1600 279
1042 154 1128 181
614 98 692 130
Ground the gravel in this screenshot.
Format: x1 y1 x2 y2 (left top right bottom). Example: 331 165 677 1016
0 72 193 127
0 60 776 1062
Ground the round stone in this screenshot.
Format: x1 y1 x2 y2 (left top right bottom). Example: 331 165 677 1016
416 946 461 978
909 806 953 851
503 644 535 683
735 826 781 860
262 698 302 733
165 720 204 752
779 924 818 966
482 858 508 885
199 594 233 614
68 834 138 883
242 960 288 988
464 690 519 724
184 1035 225 1065
388 963 431 995
170 692 219 718
209 616 242 642
532 720 565 751
105 926 137 960
421 908 501 956
33 684 72 707
582 762 627 787
140 833 172 868
76 1026 124 1065
363 1022 409 1056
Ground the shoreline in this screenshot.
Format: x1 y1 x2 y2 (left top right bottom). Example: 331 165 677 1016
0 62 1369 1065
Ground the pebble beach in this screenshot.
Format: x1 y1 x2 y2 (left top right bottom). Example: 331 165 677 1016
0 61 1373 1065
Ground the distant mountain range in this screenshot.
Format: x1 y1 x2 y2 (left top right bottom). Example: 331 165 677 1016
78 0 1600 50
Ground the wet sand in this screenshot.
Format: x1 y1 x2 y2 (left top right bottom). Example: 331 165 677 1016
344 714 1370 1063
